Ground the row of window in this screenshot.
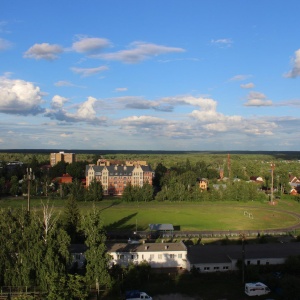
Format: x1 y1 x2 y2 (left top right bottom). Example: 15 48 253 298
117 253 183 260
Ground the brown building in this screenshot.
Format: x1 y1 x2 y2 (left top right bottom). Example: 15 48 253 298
50 151 76 166
85 160 154 195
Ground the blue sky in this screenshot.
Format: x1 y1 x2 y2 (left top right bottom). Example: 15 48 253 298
1 0 300 151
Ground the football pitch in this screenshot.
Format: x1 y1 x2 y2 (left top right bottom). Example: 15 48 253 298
1 197 299 232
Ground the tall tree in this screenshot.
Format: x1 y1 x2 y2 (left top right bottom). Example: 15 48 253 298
81 206 111 297
85 178 103 202
62 194 81 243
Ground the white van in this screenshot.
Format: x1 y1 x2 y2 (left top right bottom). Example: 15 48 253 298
245 282 270 296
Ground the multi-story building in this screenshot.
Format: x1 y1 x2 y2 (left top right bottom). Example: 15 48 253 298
50 151 76 166
85 159 154 195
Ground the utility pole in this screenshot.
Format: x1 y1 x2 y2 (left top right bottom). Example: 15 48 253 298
271 163 275 205
24 168 35 213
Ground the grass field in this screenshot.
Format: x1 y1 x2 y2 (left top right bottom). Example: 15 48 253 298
1 196 300 233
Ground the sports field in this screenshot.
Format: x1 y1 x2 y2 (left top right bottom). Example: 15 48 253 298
1 197 300 232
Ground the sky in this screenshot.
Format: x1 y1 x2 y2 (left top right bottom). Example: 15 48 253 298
0 0 300 151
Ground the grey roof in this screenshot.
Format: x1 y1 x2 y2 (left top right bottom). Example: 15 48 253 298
187 243 300 264
85 164 153 176
149 224 174 231
106 242 186 253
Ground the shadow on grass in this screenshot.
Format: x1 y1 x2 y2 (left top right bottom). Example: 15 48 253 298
105 212 138 231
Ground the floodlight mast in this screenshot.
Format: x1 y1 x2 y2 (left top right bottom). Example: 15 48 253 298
24 168 35 213
271 163 275 205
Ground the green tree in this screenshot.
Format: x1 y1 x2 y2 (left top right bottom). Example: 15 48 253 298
69 179 85 202
85 178 103 202
81 206 111 297
10 175 19 196
66 161 87 180
62 195 81 243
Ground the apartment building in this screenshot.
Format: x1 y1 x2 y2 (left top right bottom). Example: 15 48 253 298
50 151 76 166
85 159 154 195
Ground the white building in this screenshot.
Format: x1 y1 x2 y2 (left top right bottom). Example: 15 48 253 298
186 242 300 273
106 241 187 270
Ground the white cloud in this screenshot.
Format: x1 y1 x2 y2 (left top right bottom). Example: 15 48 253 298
115 87 128 92
24 43 63 60
211 38 233 47
244 91 273 106
72 36 111 53
51 95 69 109
0 75 44 115
45 96 107 124
71 65 108 77
284 49 300 78
0 38 12 51
240 82 255 89
229 74 252 81
54 81 74 87
98 42 185 63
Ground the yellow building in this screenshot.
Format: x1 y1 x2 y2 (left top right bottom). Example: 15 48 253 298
50 151 76 166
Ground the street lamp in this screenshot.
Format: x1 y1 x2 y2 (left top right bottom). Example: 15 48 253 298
24 168 35 212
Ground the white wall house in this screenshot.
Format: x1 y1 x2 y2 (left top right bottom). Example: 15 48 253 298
186 242 300 273
106 241 187 269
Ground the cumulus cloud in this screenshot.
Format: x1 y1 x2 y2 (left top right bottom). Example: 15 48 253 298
116 96 173 112
240 82 255 89
45 96 106 124
71 65 108 77
244 91 273 106
72 36 111 53
284 49 300 78
97 42 185 63
0 38 12 51
0 75 44 115
24 43 63 60
211 38 233 47
51 95 69 109
162 95 217 111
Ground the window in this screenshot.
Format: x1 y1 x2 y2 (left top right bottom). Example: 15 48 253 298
178 254 182 258
204 267 210 270
257 260 260 265
223 266 229 270
117 254 124 260
150 254 154 259
158 254 162 259
214 266 219 270
131 255 138 260
169 254 175 259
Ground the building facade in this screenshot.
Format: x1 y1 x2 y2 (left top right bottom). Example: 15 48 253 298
85 160 154 195
50 151 76 166
107 242 187 269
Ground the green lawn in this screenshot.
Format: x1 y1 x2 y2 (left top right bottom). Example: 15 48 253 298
1 197 300 232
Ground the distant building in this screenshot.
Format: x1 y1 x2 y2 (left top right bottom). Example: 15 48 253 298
85 159 154 195
50 151 76 166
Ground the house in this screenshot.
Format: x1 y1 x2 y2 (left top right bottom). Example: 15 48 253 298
69 241 300 274
198 178 208 191
186 243 300 273
250 176 264 184
106 241 187 270
53 173 73 184
69 244 87 269
85 160 154 195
